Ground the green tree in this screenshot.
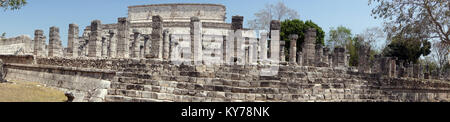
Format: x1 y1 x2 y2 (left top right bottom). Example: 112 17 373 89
304 20 325 46
369 0 450 46
347 36 361 66
383 35 432 63
280 19 325 61
326 26 352 49
0 0 27 10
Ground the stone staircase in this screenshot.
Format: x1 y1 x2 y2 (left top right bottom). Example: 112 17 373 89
104 61 402 102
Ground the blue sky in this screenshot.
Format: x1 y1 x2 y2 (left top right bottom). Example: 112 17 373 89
0 0 383 47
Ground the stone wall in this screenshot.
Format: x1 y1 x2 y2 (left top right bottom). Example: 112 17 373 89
0 59 6 82
9 57 448 102
0 35 33 55
0 55 35 64
104 62 450 102
128 4 226 23
4 63 112 102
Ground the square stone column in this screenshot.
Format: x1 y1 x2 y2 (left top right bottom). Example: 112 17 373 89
190 17 203 65
269 20 280 64
148 15 164 60
259 32 268 63
289 34 298 65
33 29 46 57
332 47 346 67
101 36 108 57
390 58 397 77
48 26 63 57
232 16 244 30
108 29 117 58
250 38 258 65
225 30 234 65
143 34 151 58
68 23 79 57
88 20 102 57
302 28 316 66
280 40 286 63
297 52 303 66
315 45 323 66
358 44 370 73
163 29 170 60
323 48 330 66
131 29 141 58
117 17 130 58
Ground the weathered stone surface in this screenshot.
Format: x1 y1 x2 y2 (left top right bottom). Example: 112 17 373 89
68 23 79 57
0 59 6 82
88 20 102 57
117 17 130 58
131 29 141 58
1 3 450 103
302 28 316 66
148 15 164 59
231 16 243 30
48 26 63 57
33 29 46 57
190 17 203 65
289 34 298 65
108 30 117 58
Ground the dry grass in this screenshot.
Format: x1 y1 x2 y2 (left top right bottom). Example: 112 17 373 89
0 79 67 102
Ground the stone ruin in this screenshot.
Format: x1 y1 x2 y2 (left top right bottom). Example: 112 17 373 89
0 59 6 83
0 3 449 102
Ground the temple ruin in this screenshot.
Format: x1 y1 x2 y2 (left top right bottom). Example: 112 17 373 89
0 3 449 102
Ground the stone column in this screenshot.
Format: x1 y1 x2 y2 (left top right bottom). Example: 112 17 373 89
170 34 180 63
407 61 414 77
289 34 298 65
250 38 258 65
225 31 234 65
413 63 420 78
398 60 406 77
33 29 46 57
380 57 390 76
358 45 370 73
0 59 6 83
148 15 164 60
259 32 268 63
131 29 141 58
390 58 397 78
117 17 129 58
102 36 108 57
163 29 170 60
190 17 203 65
302 28 316 66
418 64 424 79
143 34 151 58
68 23 79 57
424 64 430 79
333 47 346 67
269 20 281 64
232 16 244 30
280 41 286 63
323 48 330 66
108 30 117 58
235 33 244 65
328 53 333 67
88 20 102 57
48 26 63 57
315 45 323 66
297 52 303 66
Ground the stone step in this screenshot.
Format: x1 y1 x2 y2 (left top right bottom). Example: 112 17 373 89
105 95 172 102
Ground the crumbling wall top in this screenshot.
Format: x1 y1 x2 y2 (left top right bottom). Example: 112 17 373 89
128 3 226 23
